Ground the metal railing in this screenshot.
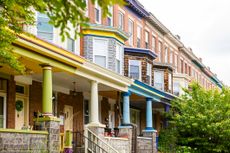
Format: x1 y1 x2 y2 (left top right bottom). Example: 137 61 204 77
84 128 120 153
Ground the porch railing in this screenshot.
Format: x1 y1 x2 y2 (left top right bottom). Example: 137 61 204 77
84 128 120 153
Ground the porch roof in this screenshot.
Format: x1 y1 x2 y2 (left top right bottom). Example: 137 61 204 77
12 33 133 91
129 80 177 105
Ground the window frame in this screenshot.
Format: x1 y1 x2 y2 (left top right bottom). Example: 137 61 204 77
37 12 54 42
154 70 164 91
129 60 142 80
93 37 108 68
118 11 124 30
128 19 134 46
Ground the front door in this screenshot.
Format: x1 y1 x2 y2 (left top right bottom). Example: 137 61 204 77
64 105 73 131
0 95 6 128
15 97 26 129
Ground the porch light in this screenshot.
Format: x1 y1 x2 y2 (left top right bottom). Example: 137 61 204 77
71 81 78 96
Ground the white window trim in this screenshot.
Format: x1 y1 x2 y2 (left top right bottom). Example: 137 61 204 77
147 63 152 85
92 37 108 68
36 12 54 42
128 18 134 46
154 70 164 91
118 11 124 30
116 42 123 74
94 2 101 24
129 60 142 81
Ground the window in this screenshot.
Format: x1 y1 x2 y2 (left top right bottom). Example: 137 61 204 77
164 47 168 63
170 51 173 64
146 63 152 85
128 19 134 46
137 26 141 48
107 6 113 26
154 70 164 91
145 31 149 49
118 12 124 30
116 43 123 74
188 66 191 76
168 73 172 91
173 82 180 96
174 54 178 72
95 2 101 23
180 59 184 73
93 38 108 68
67 38 75 52
129 60 141 80
158 42 162 62
16 85 25 94
152 36 156 51
185 63 188 74
37 12 53 41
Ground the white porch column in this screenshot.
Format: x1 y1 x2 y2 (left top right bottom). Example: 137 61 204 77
89 80 105 127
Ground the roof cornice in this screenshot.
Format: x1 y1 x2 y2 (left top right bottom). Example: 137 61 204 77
125 0 150 17
146 13 170 35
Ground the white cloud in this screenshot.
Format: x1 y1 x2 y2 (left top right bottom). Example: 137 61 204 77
140 0 230 85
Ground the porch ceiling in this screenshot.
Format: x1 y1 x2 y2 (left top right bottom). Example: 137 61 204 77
0 55 61 76
32 72 116 93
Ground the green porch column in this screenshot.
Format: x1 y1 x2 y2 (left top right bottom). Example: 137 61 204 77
41 64 53 116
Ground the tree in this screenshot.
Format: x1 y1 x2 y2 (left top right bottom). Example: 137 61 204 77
0 0 124 73
166 83 230 152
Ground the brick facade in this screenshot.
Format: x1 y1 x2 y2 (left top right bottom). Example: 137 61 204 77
29 81 42 126
7 76 16 129
58 92 84 132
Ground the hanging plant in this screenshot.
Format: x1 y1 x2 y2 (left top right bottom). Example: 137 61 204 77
15 100 23 112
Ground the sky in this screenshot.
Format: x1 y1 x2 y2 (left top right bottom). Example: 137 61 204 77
140 0 230 86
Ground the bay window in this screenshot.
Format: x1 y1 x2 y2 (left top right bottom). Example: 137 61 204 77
173 82 180 96
168 73 172 92
93 38 108 68
116 43 123 74
129 60 141 80
146 63 152 85
154 70 164 91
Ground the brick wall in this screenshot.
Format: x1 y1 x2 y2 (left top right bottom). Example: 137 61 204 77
29 81 42 126
58 92 84 132
7 76 15 129
100 97 110 125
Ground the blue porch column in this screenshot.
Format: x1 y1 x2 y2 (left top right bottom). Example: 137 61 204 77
145 98 154 131
164 104 170 127
122 92 131 124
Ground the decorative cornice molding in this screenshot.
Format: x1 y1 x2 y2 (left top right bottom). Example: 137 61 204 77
125 0 150 17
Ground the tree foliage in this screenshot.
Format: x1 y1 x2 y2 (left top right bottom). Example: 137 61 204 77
0 0 124 73
166 83 230 152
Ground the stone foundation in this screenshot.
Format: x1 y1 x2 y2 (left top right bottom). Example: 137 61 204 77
0 130 48 153
39 119 60 153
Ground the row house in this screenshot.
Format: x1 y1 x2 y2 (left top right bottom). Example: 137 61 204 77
0 0 223 153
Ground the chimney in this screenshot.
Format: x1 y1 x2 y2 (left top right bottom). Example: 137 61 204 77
175 35 181 40
199 58 202 62
188 47 193 52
